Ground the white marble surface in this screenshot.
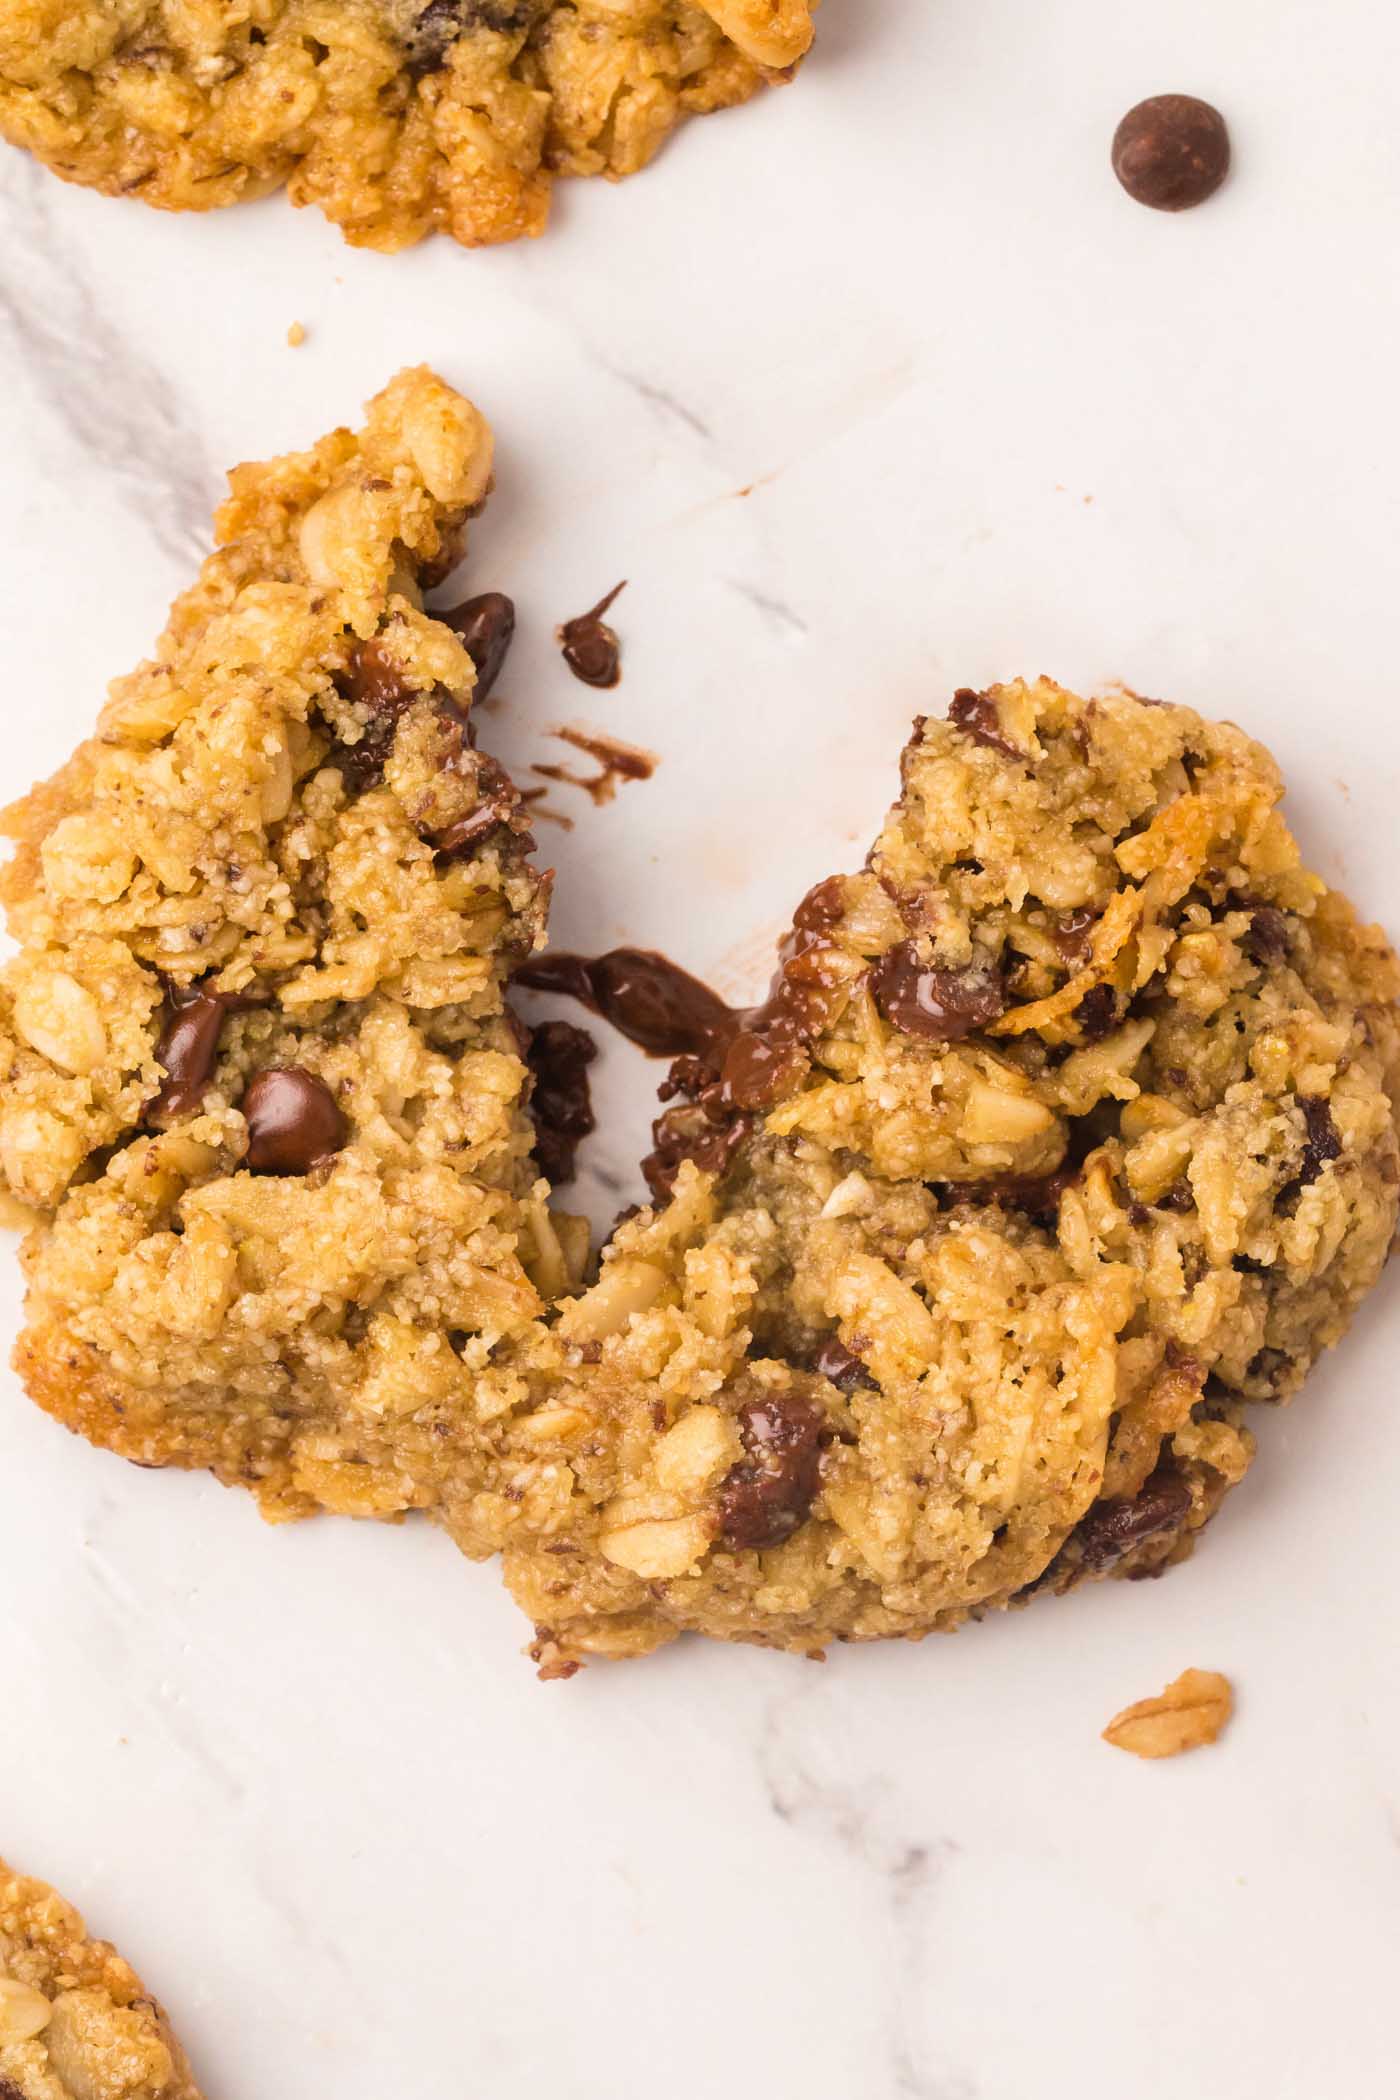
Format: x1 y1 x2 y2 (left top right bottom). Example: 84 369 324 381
2 3 1399 2095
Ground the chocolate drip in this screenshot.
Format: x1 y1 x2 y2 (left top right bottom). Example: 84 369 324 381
557 581 626 688
516 878 851 1196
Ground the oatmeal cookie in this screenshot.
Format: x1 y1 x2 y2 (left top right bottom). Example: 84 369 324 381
0 2 817 251
1 367 582 1522
0 1856 202 2099
474 681 1400 1664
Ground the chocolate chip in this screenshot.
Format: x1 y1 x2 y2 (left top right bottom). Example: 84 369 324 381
1296 1094 1342 1187
1244 906 1289 965
948 686 1024 761
870 940 1006 1042
1073 981 1119 1042
241 1068 347 1174
405 1 539 75
1071 1466 1192 1574
1052 906 1098 962
433 753 526 857
717 1393 825 1550
525 1018 597 1184
438 591 516 703
326 637 417 791
1156 1179 1195 1213
1111 94 1230 212
558 581 625 688
814 1335 869 1392
642 1102 752 1202
149 989 232 1120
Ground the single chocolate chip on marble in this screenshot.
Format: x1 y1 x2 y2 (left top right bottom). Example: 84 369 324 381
1112 94 1230 212
439 591 516 702
717 1393 826 1550
242 1068 347 1174
870 940 1006 1042
558 581 626 688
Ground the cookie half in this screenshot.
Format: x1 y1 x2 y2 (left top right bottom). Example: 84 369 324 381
0 2 817 251
484 680 1400 1663
1 368 571 1521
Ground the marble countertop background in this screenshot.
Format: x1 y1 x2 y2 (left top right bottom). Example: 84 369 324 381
2 3 1398 2095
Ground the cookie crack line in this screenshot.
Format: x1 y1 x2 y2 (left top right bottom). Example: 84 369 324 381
0 1 818 252
2 368 1397 1675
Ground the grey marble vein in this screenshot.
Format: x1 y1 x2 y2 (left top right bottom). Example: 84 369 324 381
761 1697 973 2099
728 577 810 636
600 356 713 440
0 158 219 567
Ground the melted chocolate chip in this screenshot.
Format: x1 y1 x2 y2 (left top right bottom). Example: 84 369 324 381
1071 1466 1192 1574
938 1165 1078 1225
1052 906 1099 962
642 1102 753 1202
433 753 528 857
558 581 625 688
405 1 538 75
242 1068 347 1174
1111 94 1230 212
1296 1095 1342 1187
1073 981 1119 1042
870 941 1006 1042
326 637 417 791
439 591 516 702
515 949 734 1062
1244 906 1289 965
717 1393 825 1550
948 686 1024 761
148 983 264 1122
814 1335 869 1391
149 990 230 1120
525 1019 597 1184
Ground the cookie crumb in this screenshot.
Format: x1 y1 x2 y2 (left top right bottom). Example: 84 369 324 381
1102 1667 1233 1759
286 320 306 347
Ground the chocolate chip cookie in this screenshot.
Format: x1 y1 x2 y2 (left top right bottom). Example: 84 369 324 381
1 368 574 1521
482 681 1400 1664
0 1856 203 2099
0 2 817 251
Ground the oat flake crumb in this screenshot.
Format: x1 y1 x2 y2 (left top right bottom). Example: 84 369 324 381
1103 1668 1233 1759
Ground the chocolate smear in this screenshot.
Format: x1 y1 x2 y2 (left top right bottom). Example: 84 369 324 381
532 725 655 806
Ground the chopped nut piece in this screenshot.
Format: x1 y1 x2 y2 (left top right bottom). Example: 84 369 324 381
1102 1668 1234 1759
0 1974 53 2042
